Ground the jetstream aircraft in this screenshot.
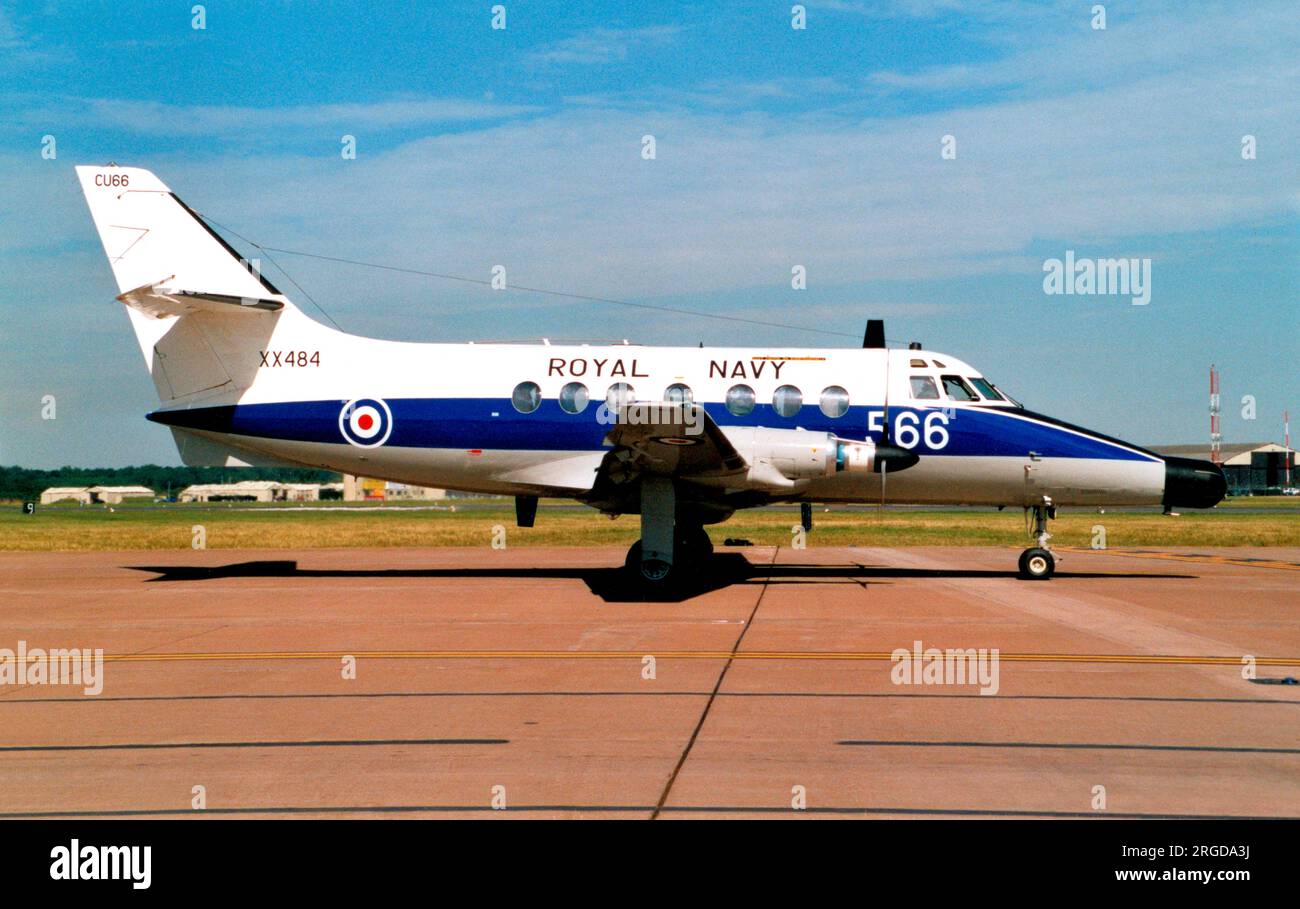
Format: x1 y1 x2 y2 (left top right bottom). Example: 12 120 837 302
77 165 1226 589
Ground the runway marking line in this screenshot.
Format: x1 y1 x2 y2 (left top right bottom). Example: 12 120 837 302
1059 547 1300 571
100 650 1300 667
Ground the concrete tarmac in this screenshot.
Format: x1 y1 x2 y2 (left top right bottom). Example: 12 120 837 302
0 545 1296 819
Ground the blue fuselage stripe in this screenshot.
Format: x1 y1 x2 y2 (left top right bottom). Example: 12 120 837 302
148 399 1157 462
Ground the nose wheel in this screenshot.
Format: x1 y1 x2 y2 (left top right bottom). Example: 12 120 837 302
1018 500 1058 580
1018 547 1055 580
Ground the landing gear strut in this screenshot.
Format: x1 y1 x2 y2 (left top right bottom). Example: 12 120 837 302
624 478 713 589
1018 499 1057 580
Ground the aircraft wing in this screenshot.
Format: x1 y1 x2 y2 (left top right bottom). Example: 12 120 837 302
598 403 748 482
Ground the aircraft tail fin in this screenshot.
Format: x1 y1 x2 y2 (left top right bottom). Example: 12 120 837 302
75 165 283 300
75 165 295 403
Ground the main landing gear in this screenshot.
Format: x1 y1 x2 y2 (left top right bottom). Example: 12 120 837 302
624 477 713 590
1018 499 1058 581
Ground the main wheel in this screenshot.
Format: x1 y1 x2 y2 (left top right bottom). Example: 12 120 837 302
625 540 679 586
1018 547 1055 580
679 526 713 563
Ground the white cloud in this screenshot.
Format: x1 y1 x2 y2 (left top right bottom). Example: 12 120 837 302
525 26 681 66
0 4 59 65
14 95 539 137
10 3 1294 302
865 2 1298 98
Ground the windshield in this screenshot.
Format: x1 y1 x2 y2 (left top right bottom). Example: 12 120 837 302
941 375 979 401
968 377 1004 401
985 378 1022 407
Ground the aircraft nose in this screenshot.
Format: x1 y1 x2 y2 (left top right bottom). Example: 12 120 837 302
1162 456 1227 509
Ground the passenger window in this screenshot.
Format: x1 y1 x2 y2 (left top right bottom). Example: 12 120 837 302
726 384 756 416
968 377 1004 401
512 381 541 413
909 359 927 368
664 383 693 404
605 382 635 411
910 376 940 400
941 375 978 401
932 360 947 368
819 386 850 418
559 382 589 414
773 385 803 417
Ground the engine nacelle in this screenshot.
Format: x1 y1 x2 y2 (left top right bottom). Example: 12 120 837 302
720 427 881 483
835 439 877 473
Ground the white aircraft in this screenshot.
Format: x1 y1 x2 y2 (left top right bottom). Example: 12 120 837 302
76 165 1226 588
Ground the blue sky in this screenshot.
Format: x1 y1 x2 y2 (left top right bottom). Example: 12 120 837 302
0 0 1296 467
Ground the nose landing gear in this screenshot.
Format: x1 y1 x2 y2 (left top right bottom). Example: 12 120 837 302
1018 499 1058 580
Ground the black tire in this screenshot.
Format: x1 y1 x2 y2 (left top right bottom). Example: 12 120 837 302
624 540 679 587
626 531 715 592
1018 547 1055 580
624 540 642 572
680 526 713 562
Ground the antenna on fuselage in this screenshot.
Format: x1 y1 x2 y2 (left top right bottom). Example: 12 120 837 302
862 319 885 349
864 319 890 508
881 348 892 509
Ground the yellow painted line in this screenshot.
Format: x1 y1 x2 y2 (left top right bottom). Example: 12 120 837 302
1059 547 1300 571
103 650 1300 667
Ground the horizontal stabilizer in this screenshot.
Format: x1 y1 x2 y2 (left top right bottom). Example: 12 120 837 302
118 278 284 319
169 428 303 468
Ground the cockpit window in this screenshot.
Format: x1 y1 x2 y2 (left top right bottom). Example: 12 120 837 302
941 375 979 401
910 376 940 400
968 377 1004 401
990 382 1022 408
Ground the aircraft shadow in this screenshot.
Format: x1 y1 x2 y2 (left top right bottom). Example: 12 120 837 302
127 554 1192 604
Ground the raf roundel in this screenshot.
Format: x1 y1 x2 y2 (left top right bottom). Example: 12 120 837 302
338 398 394 448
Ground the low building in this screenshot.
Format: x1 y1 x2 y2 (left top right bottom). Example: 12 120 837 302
385 483 448 501
341 474 446 501
40 487 93 505
87 485 155 504
40 486 156 505
279 483 322 502
177 481 320 503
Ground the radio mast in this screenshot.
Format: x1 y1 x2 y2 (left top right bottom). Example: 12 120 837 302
1209 364 1222 465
